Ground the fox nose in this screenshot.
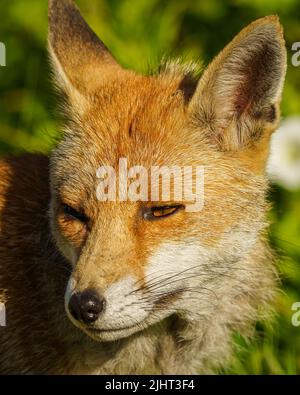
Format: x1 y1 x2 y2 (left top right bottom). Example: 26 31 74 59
68 289 106 325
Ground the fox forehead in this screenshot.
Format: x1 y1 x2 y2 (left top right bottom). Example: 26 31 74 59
82 74 189 158
65 72 191 147
51 70 216 192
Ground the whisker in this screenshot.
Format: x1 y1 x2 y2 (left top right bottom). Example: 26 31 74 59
129 263 219 295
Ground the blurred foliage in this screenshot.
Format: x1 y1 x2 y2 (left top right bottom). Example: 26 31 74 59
0 0 300 374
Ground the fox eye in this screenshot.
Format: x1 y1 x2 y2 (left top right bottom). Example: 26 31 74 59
144 205 184 220
62 204 88 223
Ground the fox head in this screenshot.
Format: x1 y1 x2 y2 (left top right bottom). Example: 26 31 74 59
48 0 286 342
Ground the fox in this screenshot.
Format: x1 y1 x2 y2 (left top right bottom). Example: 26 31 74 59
0 0 287 374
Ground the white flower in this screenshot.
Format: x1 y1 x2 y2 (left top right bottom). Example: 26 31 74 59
267 117 300 190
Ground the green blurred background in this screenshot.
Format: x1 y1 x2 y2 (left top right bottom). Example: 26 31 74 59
0 0 300 374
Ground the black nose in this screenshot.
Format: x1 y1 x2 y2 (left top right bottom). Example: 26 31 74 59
68 289 105 325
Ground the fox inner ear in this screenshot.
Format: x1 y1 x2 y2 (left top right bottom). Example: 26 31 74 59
48 0 121 102
189 16 287 151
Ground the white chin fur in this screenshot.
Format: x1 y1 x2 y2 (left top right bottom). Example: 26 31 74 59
64 238 234 341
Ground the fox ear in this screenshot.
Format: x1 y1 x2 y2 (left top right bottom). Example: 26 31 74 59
189 16 287 151
48 0 121 104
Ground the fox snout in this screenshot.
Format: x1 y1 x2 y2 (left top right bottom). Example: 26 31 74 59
68 289 106 325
